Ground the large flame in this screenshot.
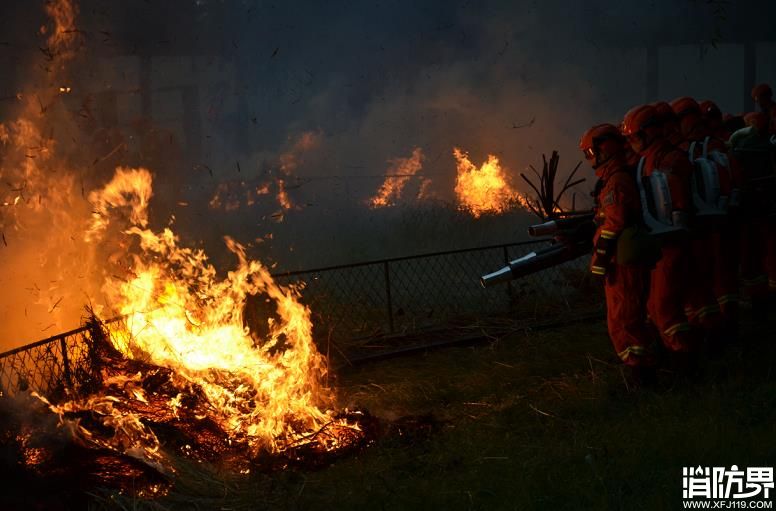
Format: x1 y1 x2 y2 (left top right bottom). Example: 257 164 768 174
453 147 530 217
88 168 345 454
369 147 424 208
0 0 102 346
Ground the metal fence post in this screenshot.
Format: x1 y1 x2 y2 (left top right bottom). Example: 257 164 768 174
383 261 395 333
59 336 72 389
503 245 514 310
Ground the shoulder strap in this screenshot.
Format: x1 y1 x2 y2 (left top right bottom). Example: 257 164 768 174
702 136 710 159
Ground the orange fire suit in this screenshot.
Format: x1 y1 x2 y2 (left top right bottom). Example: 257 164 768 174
590 160 655 366
679 138 725 332
640 141 697 352
702 137 743 326
731 126 776 307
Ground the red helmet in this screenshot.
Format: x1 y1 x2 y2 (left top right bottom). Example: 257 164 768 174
621 104 659 136
651 101 677 124
751 83 772 101
699 100 722 121
580 124 624 169
744 111 768 132
669 96 700 118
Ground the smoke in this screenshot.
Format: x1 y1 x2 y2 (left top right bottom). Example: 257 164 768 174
0 0 772 347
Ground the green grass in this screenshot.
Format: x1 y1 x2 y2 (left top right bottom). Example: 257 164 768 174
92 312 776 511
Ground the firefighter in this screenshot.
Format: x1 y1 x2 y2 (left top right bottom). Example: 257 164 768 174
699 100 731 141
621 104 698 358
652 101 684 147
724 113 747 136
730 111 776 314
670 96 736 341
580 123 657 382
752 83 775 126
752 84 776 300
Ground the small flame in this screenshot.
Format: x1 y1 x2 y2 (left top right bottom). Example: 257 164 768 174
86 167 152 241
369 148 424 208
276 179 294 211
453 147 531 217
44 0 79 62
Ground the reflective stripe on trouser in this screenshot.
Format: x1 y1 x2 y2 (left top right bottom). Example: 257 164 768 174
663 321 692 338
685 232 720 329
648 242 696 352
767 221 776 290
618 345 651 363
716 294 739 306
742 274 769 299
684 304 722 322
740 218 769 300
712 223 741 317
605 263 655 367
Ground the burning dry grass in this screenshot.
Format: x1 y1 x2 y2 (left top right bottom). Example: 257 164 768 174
368 148 424 208
453 148 533 218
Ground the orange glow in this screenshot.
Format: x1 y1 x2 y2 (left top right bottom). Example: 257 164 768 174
369 148 424 208
453 148 531 217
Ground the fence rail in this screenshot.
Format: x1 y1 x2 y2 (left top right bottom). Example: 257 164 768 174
0 240 598 397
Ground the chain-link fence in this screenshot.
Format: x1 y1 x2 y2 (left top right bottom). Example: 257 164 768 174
272 239 598 349
0 321 107 398
0 240 600 397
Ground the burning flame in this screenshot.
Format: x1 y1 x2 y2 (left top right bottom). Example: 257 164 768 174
88 168 350 454
0 0 100 344
274 131 319 212
453 147 530 217
86 167 152 241
208 181 270 212
276 179 294 211
369 147 424 208
43 0 79 62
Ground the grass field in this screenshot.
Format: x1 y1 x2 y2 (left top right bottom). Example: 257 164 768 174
92 310 776 511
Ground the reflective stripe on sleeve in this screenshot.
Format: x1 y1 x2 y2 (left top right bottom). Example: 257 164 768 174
599 229 617 239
